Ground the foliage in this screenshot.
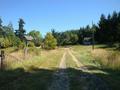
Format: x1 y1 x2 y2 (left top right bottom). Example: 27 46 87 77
44 32 57 49
3 23 17 46
15 18 26 41
51 26 93 46
51 11 120 47
28 42 35 47
28 30 42 46
0 18 43 49
0 37 10 48
0 21 20 48
95 11 120 45
17 41 26 49
0 18 2 27
1 11 120 48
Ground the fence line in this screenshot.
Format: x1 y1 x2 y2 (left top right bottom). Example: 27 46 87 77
0 51 25 69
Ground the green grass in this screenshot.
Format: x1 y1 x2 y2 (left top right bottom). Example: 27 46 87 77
65 50 83 90
66 51 77 68
70 45 96 66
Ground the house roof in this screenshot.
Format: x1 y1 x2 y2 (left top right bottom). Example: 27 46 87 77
24 35 33 41
83 37 91 40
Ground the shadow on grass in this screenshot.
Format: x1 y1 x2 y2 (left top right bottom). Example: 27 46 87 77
95 68 120 90
0 66 120 90
81 65 120 90
0 67 54 90
67 68 110 90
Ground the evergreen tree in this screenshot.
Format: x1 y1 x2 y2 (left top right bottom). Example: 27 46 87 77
0 18 2 27
15 18 26 40
0 18 4 37
95 11 120 45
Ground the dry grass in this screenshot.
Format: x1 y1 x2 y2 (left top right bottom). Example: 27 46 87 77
92 49 120 70
3 47 42 69
5 47 64 71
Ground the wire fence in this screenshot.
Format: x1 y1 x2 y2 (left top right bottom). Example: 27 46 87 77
0 47 41 70
4 54 23 68
0 51 24 70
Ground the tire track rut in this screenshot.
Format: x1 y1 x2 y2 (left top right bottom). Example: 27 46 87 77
48 50 69 90
68 48 109 90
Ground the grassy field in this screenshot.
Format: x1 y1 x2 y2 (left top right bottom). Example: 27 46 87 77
66 50 88 90
0 48 64 90
70 45 95 66
71 45 120 90
0 45 120 90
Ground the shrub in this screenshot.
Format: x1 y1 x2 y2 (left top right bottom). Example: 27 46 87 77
13 37 21 47
28 42 35 47
0 38 10 48
44 32 57 49
18 42 26 49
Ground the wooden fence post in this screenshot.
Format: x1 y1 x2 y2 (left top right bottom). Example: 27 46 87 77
24 48 28 59
0 50 5 70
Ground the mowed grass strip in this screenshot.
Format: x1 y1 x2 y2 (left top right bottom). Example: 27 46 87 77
0 48 64 90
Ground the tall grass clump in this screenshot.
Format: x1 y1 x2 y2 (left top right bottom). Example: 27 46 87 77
3 47 41 69
92 49 120 70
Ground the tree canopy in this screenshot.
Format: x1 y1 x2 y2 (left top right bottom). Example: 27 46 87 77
28 30 43 46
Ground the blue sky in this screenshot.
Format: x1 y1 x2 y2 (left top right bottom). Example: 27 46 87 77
0 0 120 36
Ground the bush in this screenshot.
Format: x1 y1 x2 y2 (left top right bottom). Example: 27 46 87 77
0 38 10 48
28 42 35 47
18 42 26 49
13 37 21 47
44 32 57 49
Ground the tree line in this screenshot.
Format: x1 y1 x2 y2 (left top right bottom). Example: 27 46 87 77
95 11 120 44
51 25 94 46
0 18 57 49
0 18 42 48
52 11 120 47
0 11 120 49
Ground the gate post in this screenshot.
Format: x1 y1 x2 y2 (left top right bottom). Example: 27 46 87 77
24 47 28 59
0 50 5 70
